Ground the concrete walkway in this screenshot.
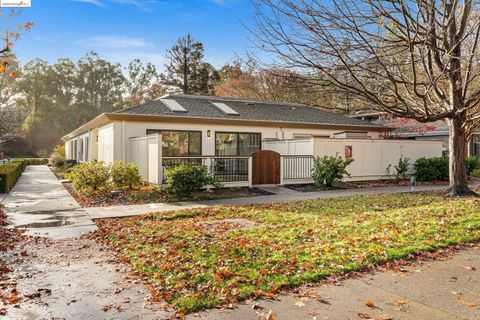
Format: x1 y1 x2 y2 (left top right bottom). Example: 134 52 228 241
2 165 96 239
86 183 455 219
188 246 480 320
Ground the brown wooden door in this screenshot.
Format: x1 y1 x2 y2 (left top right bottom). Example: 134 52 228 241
252 150 280 185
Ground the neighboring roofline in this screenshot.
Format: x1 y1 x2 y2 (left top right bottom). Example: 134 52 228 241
62 112 387 141
390 131 449 137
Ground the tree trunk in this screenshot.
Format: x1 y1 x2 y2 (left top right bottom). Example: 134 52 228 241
446 115 477 197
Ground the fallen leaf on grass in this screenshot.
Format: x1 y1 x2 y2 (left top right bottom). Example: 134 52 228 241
357 312 371 319
463 266 476 271
374 315 393 320
0 307 7 315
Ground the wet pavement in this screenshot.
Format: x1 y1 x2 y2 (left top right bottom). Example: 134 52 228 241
4 237 173 319
2 165 96 239
1 165 172 319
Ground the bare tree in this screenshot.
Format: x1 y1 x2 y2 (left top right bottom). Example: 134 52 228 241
251 0 480 196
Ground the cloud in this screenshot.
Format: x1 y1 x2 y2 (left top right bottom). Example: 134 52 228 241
71 0 105 7
209 0 235 6
71 0 158 10
103 51 166 70
76 36 149 49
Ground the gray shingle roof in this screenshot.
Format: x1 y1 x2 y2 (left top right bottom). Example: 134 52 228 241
114 94 383 128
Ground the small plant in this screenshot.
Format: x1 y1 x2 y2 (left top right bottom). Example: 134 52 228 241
384 164 393 177
311 154 354 188
394 156 410 180
111 160 142 189
49 144 66 167
165 163 214 195
66 161 110 193
53 144 65 157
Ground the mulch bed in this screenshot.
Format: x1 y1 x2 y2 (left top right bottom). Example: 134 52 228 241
286 178 480 192
64 183 272 208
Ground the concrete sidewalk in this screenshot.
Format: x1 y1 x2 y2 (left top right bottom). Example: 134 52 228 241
2 165 97 239
188 246 480 320
86 184 454 219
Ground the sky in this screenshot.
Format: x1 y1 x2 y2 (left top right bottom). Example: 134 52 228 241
10 0 257 71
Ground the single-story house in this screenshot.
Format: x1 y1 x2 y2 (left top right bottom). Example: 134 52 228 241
62 94 443 186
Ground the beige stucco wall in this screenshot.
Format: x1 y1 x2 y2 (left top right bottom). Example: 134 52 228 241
119 120 380 162
97 123 114 163
313 138 443 180
65 119 381 163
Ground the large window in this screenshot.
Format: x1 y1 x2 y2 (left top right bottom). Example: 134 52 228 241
147 130 201 157
215 132 261 156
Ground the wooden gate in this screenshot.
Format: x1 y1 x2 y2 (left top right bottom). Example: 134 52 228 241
252 150 280 185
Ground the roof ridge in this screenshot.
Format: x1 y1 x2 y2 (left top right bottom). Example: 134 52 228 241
165 93 308 107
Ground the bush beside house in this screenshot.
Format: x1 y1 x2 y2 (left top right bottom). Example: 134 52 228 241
67 161 111 193
312 154 354 188
66 160 143 194
50 144 66 167
414 156 480 181
111 160 141 189
164 163 215 195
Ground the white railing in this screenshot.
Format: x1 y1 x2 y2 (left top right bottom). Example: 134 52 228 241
280 155 314 185
161 156 252 187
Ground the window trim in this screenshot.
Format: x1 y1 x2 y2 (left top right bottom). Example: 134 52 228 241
215 131 262 156
146 129 202 157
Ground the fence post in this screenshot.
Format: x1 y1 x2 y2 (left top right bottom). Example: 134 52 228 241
157 134 163 185
248 157 253 188
280 156 284 185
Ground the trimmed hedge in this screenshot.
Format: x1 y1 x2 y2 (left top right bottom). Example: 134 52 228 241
465 156 480 176
11 159 27 172
414 157 449 181
414 156 480 181
26 158 49 165
0 161 23 193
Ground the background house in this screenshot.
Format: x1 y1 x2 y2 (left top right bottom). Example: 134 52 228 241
62 95 442 185
350 110 480 157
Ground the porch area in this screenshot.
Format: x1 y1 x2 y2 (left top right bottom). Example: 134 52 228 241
129 134 253 187
128 134 444 187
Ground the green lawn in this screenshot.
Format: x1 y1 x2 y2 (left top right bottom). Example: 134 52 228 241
97 190 480 313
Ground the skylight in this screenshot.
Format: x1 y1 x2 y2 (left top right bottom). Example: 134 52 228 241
211 101 239 115
161 99 187 113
